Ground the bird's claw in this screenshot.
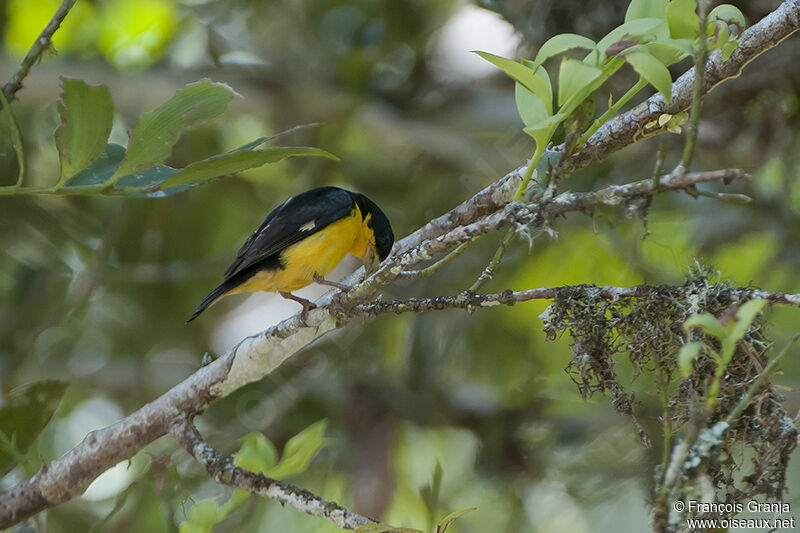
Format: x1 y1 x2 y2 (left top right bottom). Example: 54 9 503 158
279 291 317 326
313 273 350 292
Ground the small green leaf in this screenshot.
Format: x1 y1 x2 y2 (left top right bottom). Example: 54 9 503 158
720 40 739 61
0 89 25 186
54 78 113 186
515 83 549 128
597 18 667 56
646 39 693 64
684 313 727 340
436 507 477 533
666 0 699 39
107 79 236 185
157 147 337 191
180 499 224 533
473 51 552 113
63 144 126 188
235 432 278 474
114 166 181 194
0 380 69 476
678 342 704 377
625 51 673 101
532 33 596 69
420 461 443 521
708 4 746 35
268 419 329 479
728 299 767 343
558 58 603 106
521 59 554 107
707 20 731 49
523 112 567 150
625 0 668 22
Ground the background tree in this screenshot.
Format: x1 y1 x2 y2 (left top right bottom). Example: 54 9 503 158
1 1 799 532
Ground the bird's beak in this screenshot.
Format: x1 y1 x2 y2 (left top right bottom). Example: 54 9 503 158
363 247 380 274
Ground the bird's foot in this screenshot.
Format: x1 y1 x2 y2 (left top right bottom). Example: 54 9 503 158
279 291 317 325
313 273 350 292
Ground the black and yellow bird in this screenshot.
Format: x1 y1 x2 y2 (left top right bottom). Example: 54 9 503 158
187 186 394 322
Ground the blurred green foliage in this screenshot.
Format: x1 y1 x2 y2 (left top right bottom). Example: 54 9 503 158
1 0 799 532
5 0 174 69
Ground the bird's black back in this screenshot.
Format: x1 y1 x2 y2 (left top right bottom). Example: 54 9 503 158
222 186 356 280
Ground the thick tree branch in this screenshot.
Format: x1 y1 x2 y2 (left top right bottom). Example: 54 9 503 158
1 0 77 106
168 418 377 530
1 0 797 525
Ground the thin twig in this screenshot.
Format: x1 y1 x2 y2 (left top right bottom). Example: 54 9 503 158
680 1 709 170
397 237 480 280
1 0 78 105
577 77 649 147
469 229 512 291
168 417 377 530
353 284 800 317
470 151 542 293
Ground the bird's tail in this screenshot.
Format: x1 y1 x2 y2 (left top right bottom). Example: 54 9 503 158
186 281 234 323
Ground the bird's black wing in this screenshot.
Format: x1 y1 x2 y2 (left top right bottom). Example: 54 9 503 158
222 186 355 280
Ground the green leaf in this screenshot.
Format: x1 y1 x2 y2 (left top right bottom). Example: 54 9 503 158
684 313 727 340
114 166 181 192
0 89 25 186
63 144 126 188
0 380 69 476
720 40 738 61
597 18 667 56
420 461 443 521
436 507 477 533
625 0 668 22
521 59 554 107
727 299 767 344
107 79 236 185
645 39 694 65
558 58 603 106
473 51 552 113
523 112 567 150
515 83 549 128
532 33 596 69
268 419 329 479
666 0 699 39
624 51 673 101
678 342 704 377
180 499 224 533
708 4 746 35
235 432 278 474
707 21 731 49
157 146 338 191
54 78 113 186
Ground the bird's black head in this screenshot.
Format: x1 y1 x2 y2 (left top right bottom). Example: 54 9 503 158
349 191 394 261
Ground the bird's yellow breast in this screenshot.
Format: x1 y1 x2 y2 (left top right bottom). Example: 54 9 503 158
226 206 372 295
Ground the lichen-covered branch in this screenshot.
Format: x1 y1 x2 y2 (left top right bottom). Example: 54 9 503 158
168 418 377 530
353 284 800 317
1 0 78 105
